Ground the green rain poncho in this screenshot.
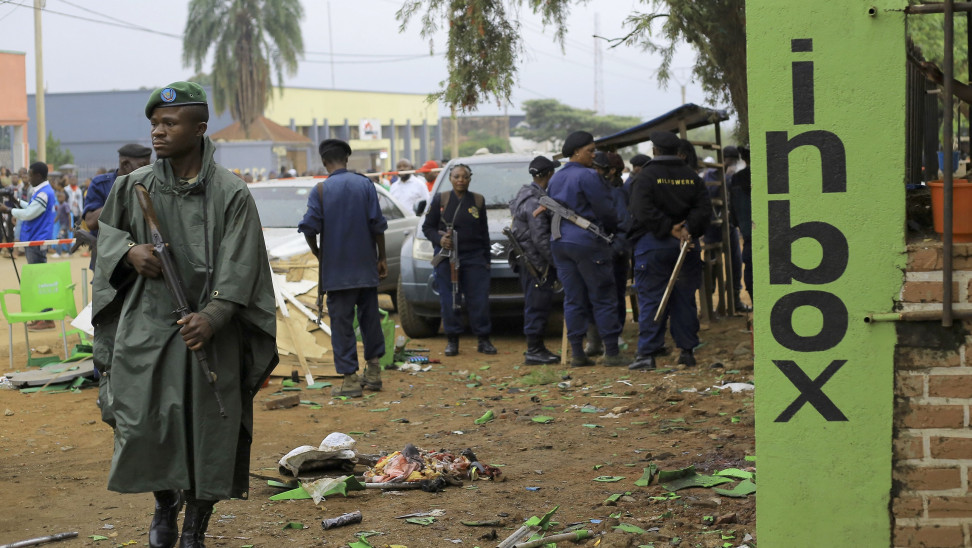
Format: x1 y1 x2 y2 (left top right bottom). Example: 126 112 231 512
92 137 277 500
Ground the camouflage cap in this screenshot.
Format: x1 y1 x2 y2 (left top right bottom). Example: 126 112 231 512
145 81 208 119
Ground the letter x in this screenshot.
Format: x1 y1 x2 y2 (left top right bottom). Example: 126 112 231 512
774 360 848 422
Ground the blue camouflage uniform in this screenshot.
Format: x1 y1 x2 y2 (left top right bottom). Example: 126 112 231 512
82 170 118 270
422 190 492 337
546 162 620 355
509 181 556 336
298 169 388 375
628 156 711 357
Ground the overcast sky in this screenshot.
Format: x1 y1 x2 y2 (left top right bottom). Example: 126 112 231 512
0 0 714 120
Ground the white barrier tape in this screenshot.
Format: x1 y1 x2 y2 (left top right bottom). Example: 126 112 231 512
0 238 75 249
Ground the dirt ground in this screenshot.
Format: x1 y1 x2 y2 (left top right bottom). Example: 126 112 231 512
0 252 755 548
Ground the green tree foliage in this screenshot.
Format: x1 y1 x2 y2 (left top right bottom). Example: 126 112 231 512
398 0 747 138
29 131 74 166
182 0 304 134
516 99 642 149
907 8 969 84
458 129 511 156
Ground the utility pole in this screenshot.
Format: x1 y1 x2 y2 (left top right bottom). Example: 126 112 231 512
593 13 605 115
327 0 336 88
450 107 459 159
34 0 46 163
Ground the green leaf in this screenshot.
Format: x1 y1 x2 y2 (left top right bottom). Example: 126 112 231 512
474 410 495 424
281 521 304 529
532 415 554 424
405 516 436 525
634 463 658 487
524 505 559 530
268 486 311 500
89 535 109 541
714 468 754 480
613 523 648 534
731 416 741 423
713 479 757 498
370 407 390 412
593 476 625 482
661 473 733 492
582 423 602 428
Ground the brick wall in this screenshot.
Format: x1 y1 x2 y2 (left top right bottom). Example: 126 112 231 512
893 242 972 547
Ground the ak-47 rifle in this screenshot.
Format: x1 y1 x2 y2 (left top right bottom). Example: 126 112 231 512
502 226 546 285
430 224 461 312
133 184 227 418
535 195 613 244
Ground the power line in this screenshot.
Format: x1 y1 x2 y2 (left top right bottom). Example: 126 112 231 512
4 1 182 39
302 53 441 65
56 0 162 36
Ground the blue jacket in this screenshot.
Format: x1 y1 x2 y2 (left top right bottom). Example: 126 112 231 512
82 170 118 237
298 169 388 291
20 182 57 242
546 162 618 247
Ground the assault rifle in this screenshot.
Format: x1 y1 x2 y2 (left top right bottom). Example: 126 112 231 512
133 184 227 418
502 226 546 285
535 195 613 244
431 224 461 312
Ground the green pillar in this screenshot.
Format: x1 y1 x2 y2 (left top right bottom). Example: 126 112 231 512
748 1 906 546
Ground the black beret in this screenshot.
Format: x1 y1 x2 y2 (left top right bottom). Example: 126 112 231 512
592 151 610 168
562 131 594 157
529 155 560 176
318 138 352 157
630 154 651 167
117 143 153 158
145 81 207 119
649 131 680 151
723 145 740 158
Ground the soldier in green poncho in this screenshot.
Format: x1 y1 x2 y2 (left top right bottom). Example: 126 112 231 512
92 81 278 548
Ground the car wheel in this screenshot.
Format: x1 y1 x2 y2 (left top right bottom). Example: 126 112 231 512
397 277 439 338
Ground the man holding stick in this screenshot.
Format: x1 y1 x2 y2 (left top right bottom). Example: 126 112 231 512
627 131 711 371
92 81 277 548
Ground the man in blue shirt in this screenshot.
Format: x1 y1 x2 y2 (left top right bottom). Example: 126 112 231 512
80 144 153 270
299 139 388 398
546 131 622 367
0 162 57 265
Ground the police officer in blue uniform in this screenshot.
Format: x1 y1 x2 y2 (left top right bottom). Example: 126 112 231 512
422 163 497 356
299 139 388 397
81 144 153 270
547 131 623 367
627 131 711 371
509 156 561 365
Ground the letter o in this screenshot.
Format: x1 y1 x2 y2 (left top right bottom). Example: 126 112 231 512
770 291 848 352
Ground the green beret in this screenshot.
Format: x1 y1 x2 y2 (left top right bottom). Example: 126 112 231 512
145 81 208 119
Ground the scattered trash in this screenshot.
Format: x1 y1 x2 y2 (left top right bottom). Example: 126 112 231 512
474 410 494 425
4 409 13 416
531 416 554 424
405 516 436 526
592 476 625 483
264 394 300 410
281 522 305 530
395 510 445 519
278 432 357 477
461 519 501 526
301 475 365 503
364 444 501 487
321 510 362 530
712 382 754 393
525 486 541 491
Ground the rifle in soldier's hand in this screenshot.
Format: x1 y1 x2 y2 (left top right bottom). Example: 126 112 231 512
503 226 546 285
133 183 227 418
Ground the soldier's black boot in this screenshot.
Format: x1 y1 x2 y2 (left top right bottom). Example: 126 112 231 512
149 490 183 548
444 335 459 356
179 496 215 548
583 325 604 357
524 335 559 365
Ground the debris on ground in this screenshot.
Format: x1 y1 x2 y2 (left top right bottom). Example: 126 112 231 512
278 432 358 476
364 444 502 488
320 510 363 530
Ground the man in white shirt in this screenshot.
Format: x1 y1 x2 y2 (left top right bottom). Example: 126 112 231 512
388 158 429 214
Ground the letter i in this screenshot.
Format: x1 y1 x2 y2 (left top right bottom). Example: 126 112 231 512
791 39 814 125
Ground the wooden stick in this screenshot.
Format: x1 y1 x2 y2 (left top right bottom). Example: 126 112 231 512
497 526 540 548
513 530 595 548
560 317 568 366
283 311 315 386
0 531 78 548
282 288 332 336
654 240 690 324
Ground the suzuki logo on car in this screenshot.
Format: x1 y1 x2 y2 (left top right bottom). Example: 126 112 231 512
490 242 507 257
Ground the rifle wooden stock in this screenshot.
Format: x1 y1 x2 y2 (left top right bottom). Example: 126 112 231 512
133 184 227 418
654 240 690 324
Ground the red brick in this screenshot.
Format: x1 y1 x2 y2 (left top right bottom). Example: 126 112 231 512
930 436 972 459
928 374 972 399
895 347 962 370
894 435 925 460
892 495 924 519
896 373 925 398
894 524 965 547
909 247 942 272
899 405 965 429
896 467 962 491
927 495 972 518
901 281 959 304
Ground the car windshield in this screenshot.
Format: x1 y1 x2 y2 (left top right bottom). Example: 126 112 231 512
249 185 313 228
436 161 531 209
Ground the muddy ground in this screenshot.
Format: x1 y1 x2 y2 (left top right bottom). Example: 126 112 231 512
0 253 755 548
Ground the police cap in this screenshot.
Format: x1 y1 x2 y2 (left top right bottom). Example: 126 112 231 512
592 151 610 168
630 153 651 167
144 81 208 119
318 138 352 158
724 145 740 158
529 155 560 176
562 130 595 157
649 131 680 151
117 143 152 158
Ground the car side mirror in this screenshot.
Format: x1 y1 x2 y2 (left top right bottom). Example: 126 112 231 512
414 200 427 215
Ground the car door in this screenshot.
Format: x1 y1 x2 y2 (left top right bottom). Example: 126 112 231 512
376 191 415 291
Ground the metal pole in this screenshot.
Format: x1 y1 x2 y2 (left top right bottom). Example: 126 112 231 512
33 0 46 163
450 108 459 159
944 0 955 327
906 2 972 14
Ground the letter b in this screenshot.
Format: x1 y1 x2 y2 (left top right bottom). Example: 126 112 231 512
768 200 848 285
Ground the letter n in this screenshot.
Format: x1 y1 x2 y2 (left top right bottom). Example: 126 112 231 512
766 130 847 194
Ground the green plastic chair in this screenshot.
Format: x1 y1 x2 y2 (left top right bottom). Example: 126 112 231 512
0 262 77 368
